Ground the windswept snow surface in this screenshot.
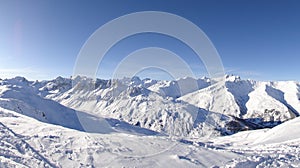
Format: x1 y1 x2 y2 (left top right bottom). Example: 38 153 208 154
0 76 300 167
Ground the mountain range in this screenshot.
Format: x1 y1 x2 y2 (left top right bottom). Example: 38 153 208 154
1 75 299 136
0 75 300 167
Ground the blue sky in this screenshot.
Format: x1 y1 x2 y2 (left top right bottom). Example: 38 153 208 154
0 0 299 81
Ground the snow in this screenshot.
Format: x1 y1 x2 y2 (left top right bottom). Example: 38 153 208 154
253 117 300 144
0 108 239 167
179 82 242 117
245 82 292 121
147 77 210 98
272 81 300 114
1 107 300 167
0 84 83 131
180 76 299 123
0 76 300 167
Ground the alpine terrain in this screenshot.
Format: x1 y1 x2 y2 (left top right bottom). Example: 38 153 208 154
0 75 299 167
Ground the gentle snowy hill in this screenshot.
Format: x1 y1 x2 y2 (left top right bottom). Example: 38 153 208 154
209 116 300 167
253 116 300 144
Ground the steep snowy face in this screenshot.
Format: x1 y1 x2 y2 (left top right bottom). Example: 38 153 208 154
179 75 252 117
225 79 255 115
49 78 130 113
142 78 157 88
38 76 72 98
179 76 300 123
272 81 300 114
101 89 197 136
41 76 71 91
245 83 296 122
147 77 210 98
179 82 241 117
148 80 181 98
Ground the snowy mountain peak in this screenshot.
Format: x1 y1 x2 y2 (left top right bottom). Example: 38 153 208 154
130 76 142 84
4 76 30 87
225 74 241 82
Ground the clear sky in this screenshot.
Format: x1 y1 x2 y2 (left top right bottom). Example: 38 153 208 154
0 0 299 81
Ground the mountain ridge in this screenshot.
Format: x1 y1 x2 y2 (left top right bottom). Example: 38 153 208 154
0 75 299 137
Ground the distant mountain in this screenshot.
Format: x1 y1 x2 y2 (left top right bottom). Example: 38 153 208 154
0 75 299 137
180 75 299 123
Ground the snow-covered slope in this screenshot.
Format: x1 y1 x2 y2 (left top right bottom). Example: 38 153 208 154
244 83 295 122
253 116 300 144
272 81 300 114
147 77 210 98
2 75 299 136
1 104 300 167
0 106 240 167
1 76 300 167
179 81 241 117
0 77 232 137
179 75 299 124
1 75 299 135
43 77 231 137
0 77 83 131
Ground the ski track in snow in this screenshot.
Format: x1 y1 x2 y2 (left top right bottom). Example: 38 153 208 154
0 122 58 168
1 108 300 167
